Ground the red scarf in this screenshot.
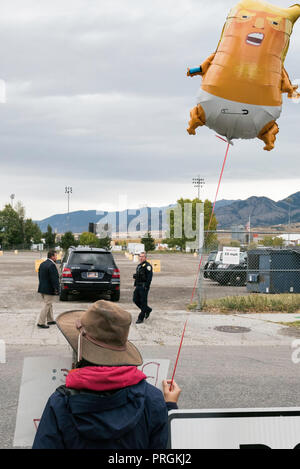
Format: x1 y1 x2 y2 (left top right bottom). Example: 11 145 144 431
66 366 147 392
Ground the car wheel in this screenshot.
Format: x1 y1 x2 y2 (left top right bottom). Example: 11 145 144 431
59 291 68 301
111 291 120 302
230 272 246 287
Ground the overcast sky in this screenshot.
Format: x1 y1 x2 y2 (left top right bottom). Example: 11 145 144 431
1 0 300 220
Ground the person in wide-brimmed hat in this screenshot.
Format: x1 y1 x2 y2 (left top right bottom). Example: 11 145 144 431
32 300 181 449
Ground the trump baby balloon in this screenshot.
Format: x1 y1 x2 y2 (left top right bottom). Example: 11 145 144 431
187 0 300 150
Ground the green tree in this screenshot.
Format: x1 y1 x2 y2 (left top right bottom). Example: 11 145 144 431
0 204 24 248
141 232 156 252
260 236 284 247
79 232 100 247
24 219 43 246
247 241 259 251
15 201 26 219
61 231 77 251
98 236 111 250
79 232 111 250
230 240 241 248
43 225 56 249
164 198 218 251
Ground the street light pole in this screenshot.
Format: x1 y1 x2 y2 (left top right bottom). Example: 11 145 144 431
192 176 205 200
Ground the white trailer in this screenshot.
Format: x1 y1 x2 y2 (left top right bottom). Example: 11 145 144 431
127 243 145 255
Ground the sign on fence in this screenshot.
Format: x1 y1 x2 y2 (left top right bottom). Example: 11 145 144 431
14 356 169 447
222 246 240 265
168 408 300 449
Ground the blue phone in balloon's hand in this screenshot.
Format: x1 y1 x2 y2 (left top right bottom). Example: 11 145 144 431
188 66 202 75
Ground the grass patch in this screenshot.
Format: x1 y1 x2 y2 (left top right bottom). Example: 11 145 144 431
201 294 300 314
278 321 300 328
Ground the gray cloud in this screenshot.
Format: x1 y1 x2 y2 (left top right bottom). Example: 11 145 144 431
0 0 299 219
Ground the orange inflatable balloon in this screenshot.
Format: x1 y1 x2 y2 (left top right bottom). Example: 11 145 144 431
187 0 300 150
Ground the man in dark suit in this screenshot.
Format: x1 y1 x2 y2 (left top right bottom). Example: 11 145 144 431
37 250 60 329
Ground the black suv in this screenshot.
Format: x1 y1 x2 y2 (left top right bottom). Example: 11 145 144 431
59 247 120 301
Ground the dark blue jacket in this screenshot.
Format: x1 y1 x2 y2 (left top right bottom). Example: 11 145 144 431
32 380 177 449
134 261 153 289
38 259 60 295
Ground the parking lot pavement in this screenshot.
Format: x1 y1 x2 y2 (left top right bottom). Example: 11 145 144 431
0 251 248 315
1 251 299 347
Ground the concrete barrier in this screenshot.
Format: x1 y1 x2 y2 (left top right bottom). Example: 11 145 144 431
0 251 3 256
35 259 46 273
149 259 161 273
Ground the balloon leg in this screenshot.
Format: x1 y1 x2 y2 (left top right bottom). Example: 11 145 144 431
187 104 206 135
258 120 279 151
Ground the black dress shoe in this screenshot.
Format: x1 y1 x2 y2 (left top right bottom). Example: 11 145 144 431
47 321 56 325
136 319 144 324
145 308 152 319
37 324 49 329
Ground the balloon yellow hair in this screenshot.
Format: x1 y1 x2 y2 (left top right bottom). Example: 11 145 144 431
231 0 300 24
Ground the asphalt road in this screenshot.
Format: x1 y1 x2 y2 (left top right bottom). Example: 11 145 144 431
2 343 300 449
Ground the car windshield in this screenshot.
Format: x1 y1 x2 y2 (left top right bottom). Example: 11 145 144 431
208 252 217 262
70 252 113 267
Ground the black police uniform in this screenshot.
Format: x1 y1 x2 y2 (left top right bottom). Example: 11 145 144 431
133 260 153 322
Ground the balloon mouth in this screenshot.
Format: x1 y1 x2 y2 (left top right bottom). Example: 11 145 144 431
246 33 264 46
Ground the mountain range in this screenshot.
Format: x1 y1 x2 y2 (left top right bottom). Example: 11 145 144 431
35 192 300 233
214 192 300 229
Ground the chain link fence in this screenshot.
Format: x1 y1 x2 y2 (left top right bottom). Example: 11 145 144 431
194 230 300 309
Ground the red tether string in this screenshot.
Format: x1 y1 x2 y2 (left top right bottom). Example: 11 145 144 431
169 137 231 390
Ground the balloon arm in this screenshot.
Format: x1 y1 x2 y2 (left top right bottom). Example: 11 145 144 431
187 53 216 77
281 68 300 98
187 66 202 77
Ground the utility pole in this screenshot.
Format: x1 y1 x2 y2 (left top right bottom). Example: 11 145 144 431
192 176 205 200
246 215 251 246
286 197 292 246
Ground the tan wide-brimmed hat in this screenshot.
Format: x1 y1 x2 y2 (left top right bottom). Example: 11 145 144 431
56 300 143 366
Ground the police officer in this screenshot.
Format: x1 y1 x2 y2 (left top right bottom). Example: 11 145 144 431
133 252 153 324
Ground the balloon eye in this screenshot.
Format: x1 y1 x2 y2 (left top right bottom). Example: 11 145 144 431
272 21 279 25
242 15 249 18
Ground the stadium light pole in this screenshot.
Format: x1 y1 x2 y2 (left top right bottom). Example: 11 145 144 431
10 194 15 209
65 186 72 232
192 176 205 200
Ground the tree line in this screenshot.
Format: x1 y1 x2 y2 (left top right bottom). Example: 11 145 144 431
0 203 112 251
0 203 43 249
60 231 111 251
0 198 218 252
